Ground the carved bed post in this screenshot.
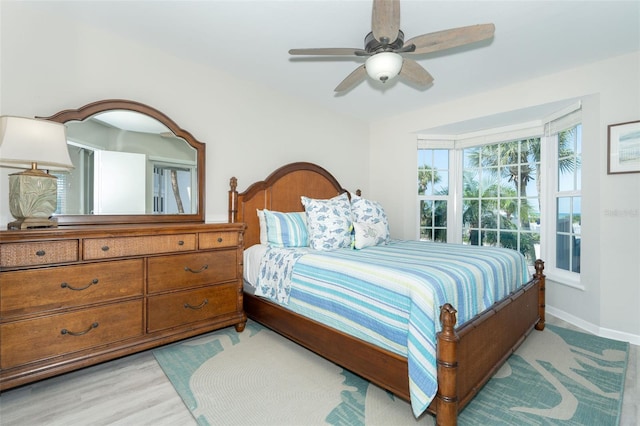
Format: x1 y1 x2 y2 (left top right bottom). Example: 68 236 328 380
534 259 546 331
436 303 459 426
228 177 238 223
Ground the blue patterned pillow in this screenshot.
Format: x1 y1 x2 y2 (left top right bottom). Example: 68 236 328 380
263 210 309 247
350 194 390 244
301 193 352 251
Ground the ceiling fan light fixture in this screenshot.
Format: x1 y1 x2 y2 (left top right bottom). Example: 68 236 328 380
365 52 403 83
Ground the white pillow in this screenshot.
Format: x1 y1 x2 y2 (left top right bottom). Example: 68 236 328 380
352 222 388 249
350 193 390 244
257 209 268 244
301 193 352 251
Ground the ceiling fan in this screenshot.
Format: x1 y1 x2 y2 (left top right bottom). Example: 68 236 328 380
289 0 495 93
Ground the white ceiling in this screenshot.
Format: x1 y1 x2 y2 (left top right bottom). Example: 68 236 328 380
28 1 640 124
92 111 170 134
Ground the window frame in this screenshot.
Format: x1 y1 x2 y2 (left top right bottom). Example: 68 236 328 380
417 147 457 243
417 104 582 285
541 128 583 289
459 139 542 261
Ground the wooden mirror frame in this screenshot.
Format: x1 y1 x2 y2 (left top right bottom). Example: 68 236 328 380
41 99 205 226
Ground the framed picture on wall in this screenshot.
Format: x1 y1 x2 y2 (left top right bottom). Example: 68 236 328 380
608 120 640 174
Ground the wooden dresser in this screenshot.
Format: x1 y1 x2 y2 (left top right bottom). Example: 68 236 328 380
0 222 246 390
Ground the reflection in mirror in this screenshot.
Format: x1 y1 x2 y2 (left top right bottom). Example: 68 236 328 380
41 99 205 226
58 111 197 215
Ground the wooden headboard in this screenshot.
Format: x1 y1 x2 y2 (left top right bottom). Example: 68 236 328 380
228 162 347 248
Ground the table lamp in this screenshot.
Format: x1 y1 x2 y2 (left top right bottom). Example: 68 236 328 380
0 116 74 229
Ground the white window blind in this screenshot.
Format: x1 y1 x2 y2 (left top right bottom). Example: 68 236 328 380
544 101 582 135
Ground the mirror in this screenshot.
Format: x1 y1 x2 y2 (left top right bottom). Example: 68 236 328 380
41 99 205 226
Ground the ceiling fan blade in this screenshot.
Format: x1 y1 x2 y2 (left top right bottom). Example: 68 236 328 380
404 23 495 55
399 59 434 87
289 48 365 56
334 65 367 93
372 0 400 44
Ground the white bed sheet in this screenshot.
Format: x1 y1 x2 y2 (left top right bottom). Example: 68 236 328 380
243 244 268 287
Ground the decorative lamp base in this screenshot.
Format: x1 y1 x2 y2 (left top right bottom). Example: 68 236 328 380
7 168 59 230
8 217 58 230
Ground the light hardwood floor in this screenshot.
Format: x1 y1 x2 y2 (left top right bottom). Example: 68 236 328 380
0 315 637 425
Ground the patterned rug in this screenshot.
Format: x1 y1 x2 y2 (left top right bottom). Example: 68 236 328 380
153 320 629 425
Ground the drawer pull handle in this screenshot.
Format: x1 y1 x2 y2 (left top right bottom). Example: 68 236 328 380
184 299 208 310
184 264 209 273
61 279 99 291
217 237 223 243
61 322 99 336
35 250 46 257
178 240 184 246
101 246 110 252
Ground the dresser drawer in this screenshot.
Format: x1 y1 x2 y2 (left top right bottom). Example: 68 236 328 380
83 234 196 259
0 259 143 318
199 231 240 249
147 283 238 333
0 240 78 268
0 300 143 370
147 250 237 293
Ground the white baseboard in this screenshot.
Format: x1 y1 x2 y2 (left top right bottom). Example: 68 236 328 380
547 305 640 346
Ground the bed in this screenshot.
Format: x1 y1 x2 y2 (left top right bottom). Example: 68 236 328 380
228 161 545 425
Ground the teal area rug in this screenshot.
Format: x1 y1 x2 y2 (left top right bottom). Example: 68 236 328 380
153 320 629 425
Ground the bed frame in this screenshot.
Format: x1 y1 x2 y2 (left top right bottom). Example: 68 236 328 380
229 161 545 425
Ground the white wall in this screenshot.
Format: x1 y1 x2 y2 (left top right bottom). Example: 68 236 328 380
2 3 638 343
369 52 640 343
0 3 369 226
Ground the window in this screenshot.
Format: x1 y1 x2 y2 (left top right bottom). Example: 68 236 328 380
53 172 69 214
552 124 582 274
418 149 449 242
417 104 582 279
152 163 194 214
54 144 94 215
461 139 541 264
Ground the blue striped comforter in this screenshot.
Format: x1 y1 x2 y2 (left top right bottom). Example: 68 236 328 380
258 240 529 417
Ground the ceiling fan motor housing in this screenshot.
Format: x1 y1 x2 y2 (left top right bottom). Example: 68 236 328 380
364 30 405 53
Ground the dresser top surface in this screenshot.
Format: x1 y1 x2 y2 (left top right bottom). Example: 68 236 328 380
0 222 245 242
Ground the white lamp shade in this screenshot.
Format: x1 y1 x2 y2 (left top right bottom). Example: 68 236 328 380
365 52 403 82
0 116 73 171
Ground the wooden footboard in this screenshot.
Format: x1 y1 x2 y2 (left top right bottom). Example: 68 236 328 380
434 259 546 424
